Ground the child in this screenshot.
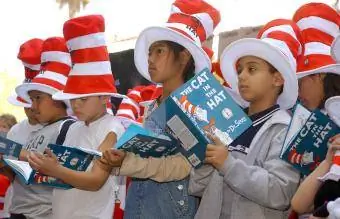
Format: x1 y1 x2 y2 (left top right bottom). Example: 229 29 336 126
0 114 17 134
13 36 73 219
290 3 340 217
27 15 126 219
189 19 302 219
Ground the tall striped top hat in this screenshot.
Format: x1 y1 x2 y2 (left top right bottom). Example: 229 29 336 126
8 38 43 107
220 19 302 109
16 37 71 102
134 0 220 82
293 2 340 78
53 15 124 100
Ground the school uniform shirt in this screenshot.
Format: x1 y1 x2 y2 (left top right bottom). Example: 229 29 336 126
52 113 125 219
10 118 72 219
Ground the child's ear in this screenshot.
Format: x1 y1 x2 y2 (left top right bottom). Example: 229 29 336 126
273 72 285 88
179 49 192 66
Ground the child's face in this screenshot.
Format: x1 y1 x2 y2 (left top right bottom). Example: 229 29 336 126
0 119 10 133
70 96 108 123
29 90 62 124
236 56 284 103
24 107 39 125
298 74 325 110
148 42 183 83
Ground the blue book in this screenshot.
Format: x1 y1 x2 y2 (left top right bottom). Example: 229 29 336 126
281 105 340 176
116 124 178 158
0 136 22 159
4 144 101 189
148 68 253 168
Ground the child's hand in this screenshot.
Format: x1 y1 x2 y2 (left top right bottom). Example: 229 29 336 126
326 134 340 165
102 149 126 168
205 133 229 170
28 149 60 177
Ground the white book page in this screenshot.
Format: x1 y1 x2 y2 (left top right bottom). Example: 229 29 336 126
4 159 32 181
282 104 312 155
76 147 102 157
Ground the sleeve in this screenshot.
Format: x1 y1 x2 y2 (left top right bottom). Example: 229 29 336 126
117 152 192 182
106 118 125 140
188 164 215 197
6 124 18 141
218 126 300 210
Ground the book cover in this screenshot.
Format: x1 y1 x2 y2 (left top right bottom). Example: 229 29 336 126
149 68 253 168
281 109 340 176
0 136 22 159
116 124 178 158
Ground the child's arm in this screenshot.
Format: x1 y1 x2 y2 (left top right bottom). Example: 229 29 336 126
291 135 340 214
103 149 191 182
28 132 117 191
206 125 300 210
188 164 215 197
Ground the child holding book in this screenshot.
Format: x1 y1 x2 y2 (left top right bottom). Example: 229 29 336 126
290 3 340 217
27 15 126 219
188 19 303 219
12 37 73 219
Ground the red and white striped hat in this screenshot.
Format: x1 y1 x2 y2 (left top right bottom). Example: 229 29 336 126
331 34 340 63
220 19 302 109
134 0 220 82
8 38 44 108
16 37 71 102
293 2 340 78
53 15 124 100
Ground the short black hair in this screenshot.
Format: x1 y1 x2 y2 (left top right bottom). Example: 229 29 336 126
319 73 340 108
164 41 195 82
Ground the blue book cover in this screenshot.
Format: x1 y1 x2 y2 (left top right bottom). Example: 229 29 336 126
149 68 253 168
0 136 22 159
116 124 178 158
281 109 340 176
4 144 101 189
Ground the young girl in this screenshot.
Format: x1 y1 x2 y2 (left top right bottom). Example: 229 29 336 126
290 3 340 217
189 19 302 219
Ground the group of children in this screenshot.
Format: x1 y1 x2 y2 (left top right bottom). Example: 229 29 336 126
1 0 340 219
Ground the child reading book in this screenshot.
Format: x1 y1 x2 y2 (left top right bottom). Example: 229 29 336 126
189 18 302 218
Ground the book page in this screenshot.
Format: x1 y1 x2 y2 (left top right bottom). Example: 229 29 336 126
76 147 102 157
282 104 312 155
5 159 32 181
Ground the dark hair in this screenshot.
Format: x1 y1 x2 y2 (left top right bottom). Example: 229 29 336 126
319 73 340 108
164 41 195 82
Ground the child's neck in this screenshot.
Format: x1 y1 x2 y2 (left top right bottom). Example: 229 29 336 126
28 119 39 126
48 111 68 124
159 76 184 103
248 98 277 116
85 110 106 126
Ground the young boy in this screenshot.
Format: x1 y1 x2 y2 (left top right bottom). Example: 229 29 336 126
189 19 302 219
27 15 125 219
13 36 73 219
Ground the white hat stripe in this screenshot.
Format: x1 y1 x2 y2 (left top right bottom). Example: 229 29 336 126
304 42 331 56
116 109 136 120
35 71 68 85
128 90 142 98
262 38 296 69
22 62 40 71
121 98 140 114
170 5 182 14
193 12 214 38
70 61 111 76
297 16 339 38
67 32 106 51
166 23 201 46
41 51 72 66
261 25 298 41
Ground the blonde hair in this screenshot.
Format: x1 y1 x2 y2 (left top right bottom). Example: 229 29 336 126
0 114 17 129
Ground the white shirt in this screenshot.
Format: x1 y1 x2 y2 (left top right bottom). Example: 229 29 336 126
52 114 125 219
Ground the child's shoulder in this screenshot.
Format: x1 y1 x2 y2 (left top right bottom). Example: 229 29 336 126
269 109 291 126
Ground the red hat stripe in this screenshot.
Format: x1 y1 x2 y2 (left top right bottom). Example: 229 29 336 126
168 13 206 41
297 54 335 72
266 32 301 59
16 96 29 104
116 110 136 120
63 74 117 94
300 28 334 46
63 15 105 40
70 61 111 76
261 25 299 42
32 77 65 91
121 99 140 114
71 47 109 64
41 51 71 66
119 103 139 117
66 32 106 51
41 62 71 77
297 16 339 38
167 24 201 45
193 13 214 39
34 71 68 85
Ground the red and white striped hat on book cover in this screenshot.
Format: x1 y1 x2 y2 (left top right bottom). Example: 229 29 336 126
8 38 44 107
134 0 220 82
53 15 124 100
220 19 303 109
293 2 340 78
16 37 71 102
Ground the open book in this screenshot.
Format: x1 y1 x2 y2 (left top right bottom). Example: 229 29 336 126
0 136 23 159
4 144 102 189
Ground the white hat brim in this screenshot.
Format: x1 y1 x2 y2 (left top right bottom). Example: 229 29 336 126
325 96 340 127
296 64 340 79
134 26 211 82
52 91 126 101
7 94 31 108
220 38 298 110
331 34 340 62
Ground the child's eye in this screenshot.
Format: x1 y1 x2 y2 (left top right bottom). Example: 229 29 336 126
80 97 87 101
249 67 256 72
156 48 165 55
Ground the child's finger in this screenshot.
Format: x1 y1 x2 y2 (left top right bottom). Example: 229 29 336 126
45 148 57 159
329 134 340 143
206 150 216 158
110 149 125 157
204 157 214 164
28 156 41 171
